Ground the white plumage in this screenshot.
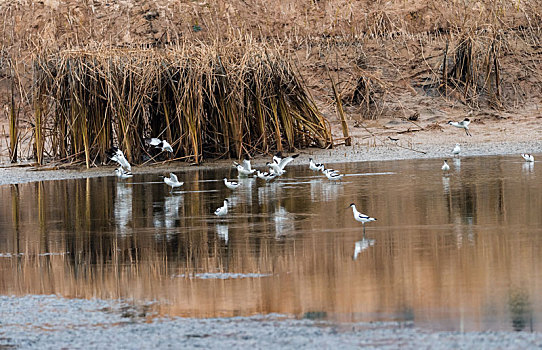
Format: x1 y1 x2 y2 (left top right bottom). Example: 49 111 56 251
442 160 450 171
521 153 534 162
115 167 133 179
164 173 184 192
452 143 461 156
214 199 229 217
223 178 240 190
447 118 471 136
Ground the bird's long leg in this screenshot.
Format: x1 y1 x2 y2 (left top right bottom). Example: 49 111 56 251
363 223 366 235
465 129 471 136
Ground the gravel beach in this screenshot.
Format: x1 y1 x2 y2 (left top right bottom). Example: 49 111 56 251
1 295 542 349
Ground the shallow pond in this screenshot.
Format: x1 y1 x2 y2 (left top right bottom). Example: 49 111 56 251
1 155 541 331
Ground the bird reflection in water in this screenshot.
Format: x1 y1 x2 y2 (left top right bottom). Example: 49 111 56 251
274 206 295 239
114 182 132 236
453 158 461 172
353 235 375 260
216 223 229 245
522 161 534 174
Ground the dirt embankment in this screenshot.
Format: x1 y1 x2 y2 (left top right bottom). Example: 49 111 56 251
0 0 541 164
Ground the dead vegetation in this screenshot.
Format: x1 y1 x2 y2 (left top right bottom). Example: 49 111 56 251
1 0 541 164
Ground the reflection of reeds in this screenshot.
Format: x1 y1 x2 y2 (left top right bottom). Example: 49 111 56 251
27 43 331 167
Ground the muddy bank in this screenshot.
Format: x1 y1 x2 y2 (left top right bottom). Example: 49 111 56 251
1 295 541 349
0 138 541 186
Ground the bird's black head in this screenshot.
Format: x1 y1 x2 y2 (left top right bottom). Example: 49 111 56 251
244 154 251 160
349 203 355 207
463 118 470 122
447 121 452 124
309 157 313 161
225 199 229 202
275 151 283 157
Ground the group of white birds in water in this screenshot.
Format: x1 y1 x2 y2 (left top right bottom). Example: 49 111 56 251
107 117 535 237
108 139 375 231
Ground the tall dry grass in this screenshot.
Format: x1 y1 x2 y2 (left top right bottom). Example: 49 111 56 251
28 42 331 166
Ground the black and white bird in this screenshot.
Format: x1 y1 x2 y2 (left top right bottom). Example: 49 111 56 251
323 168 343 182
214 199 229 217
108 147 131 171
115 167 133 179
521 153 535 162
349 203 377 234
164 173 183 192
441 160 450 172
223 178 241 190
447 118 471 136
267 152 299 176
452 143 461 156
233 160 256 177
146 137 173 153
309 158 325 172
256 170 278 182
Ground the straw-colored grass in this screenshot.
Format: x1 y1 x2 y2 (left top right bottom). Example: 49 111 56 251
29 42 332 166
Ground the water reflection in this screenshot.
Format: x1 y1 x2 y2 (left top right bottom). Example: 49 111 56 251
522 161 534 174
353 236 375 260
0 155 541 331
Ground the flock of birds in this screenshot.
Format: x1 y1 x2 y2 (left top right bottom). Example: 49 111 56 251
106 117 536 242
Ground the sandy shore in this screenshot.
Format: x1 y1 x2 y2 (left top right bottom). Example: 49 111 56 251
1 137 541 186
1 295 541 349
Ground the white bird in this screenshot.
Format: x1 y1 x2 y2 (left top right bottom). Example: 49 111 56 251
256 170 278 182
214 199 229 217
270 152 299 174
223 178 240 190
441 160 450 172
108 148 131 171
521 153 534 162
309 158 325 172
115 167 133 179
349 203 377 234
323 168 343 182
146 137 173 153
447 118 471 136
353 238 376 260
452 143 461 156
164 173 183 192
266 161 286 176
242 155 253 172
233 161 255 177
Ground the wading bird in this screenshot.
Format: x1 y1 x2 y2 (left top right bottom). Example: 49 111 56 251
214 199 229 217
256 170 278 182
107 147 131 171
115 167 133 179
452 143 461 157
323 168 343 182
309 158 325 172
447 118 471 136
164 173 183 192
442 160 450 172
521 153 535 162
269 152 299 175
349 203 377 234
146 137 173 153
233 160 256 177
223 178 241 190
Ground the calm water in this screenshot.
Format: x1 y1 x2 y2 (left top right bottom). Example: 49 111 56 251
1 155 541 331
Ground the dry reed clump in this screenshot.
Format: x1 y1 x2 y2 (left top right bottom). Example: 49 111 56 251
439 32 504 108
29 43 331 167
